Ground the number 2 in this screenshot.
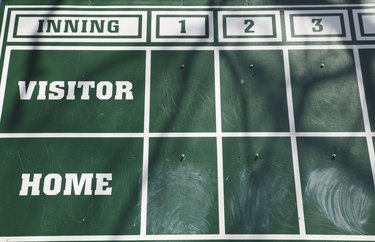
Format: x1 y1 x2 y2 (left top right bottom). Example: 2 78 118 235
312 18 323 32
244 19 255 33
179 20 186 34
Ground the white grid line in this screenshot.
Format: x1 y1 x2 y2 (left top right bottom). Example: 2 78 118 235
0 47 11 123
353 47 375 188
283 48 306 235
214 49 226 235
3 45 363 51
0 6 9 61
4 234 375 241
295 132 367 137
6 4 375 9
0 132 369 138
140 49 151 235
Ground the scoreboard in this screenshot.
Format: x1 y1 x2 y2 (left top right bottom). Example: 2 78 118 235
1 0 375 241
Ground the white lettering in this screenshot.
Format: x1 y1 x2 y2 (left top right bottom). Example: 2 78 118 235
66 81 77 100
96 81 113 100
18 81 134 100
95 173 112 195
43 173 62 195
19 173 112 196
115 81 133 100
19 173 42 196
63 173 93 195
36 81 48 100
77 81 95 100
49 81 65 100
18 81 37 100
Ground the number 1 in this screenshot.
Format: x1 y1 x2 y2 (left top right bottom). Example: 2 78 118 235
179 20 186 34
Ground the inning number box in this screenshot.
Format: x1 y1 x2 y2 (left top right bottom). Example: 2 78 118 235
353 9 375 41
285 10 351 42
218 11 282 42
151 11 214 42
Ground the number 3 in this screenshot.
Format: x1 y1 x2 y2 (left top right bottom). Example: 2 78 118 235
312 18 323 32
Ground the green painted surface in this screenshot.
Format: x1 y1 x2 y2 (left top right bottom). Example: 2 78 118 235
1 50 145 132
359 49 375 131
289 49 364 132
0 1 375 240
0 138 143 236
147 137 218 234
297 137 375 234
150 51 216 132
223 137 299 234
220 50 289 132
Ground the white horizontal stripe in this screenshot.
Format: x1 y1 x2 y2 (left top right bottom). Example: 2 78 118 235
6 4 375 9
3 234 375 241
0 132 368 138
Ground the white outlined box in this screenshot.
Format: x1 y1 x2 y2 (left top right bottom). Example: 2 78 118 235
151 11 214 42
218 11 282 42
285 10 351 42
353 9 375 41
8 10 147 43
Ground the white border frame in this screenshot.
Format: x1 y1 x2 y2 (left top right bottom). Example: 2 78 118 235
1 4 375 242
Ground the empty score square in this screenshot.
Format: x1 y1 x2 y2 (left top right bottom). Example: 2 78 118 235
147 137 218 234
359 49 375 131
0 49 146 133
149 50 216 132
297 137 375 235
220 50 290 132
222 137 299 234
289 49 364 132
0 138 143 236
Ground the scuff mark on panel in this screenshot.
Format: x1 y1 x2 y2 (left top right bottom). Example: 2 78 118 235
306 167 373 234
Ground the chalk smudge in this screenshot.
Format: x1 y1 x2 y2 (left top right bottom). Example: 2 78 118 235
306 167 373 234
229 162 295 233
147 161 214 234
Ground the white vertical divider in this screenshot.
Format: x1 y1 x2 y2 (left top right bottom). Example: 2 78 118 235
140 49 152 236
283 48 306 235
214 49 226 235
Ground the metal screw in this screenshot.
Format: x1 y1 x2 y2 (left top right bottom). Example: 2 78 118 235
255 153 260 161
180 154 186 161
331 154 336 160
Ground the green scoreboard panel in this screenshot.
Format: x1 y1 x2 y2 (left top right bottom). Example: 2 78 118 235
1 0 375 241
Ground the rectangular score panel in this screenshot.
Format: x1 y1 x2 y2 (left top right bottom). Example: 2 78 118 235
353 9 375 41
285 10 351 42
151 11 214 42
289 49 364 132
147 137 218 234
297 137 375 235
222 137 299 234
218 11 282 42
0 47 146 133
0 138 144 236
8 10 147 43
